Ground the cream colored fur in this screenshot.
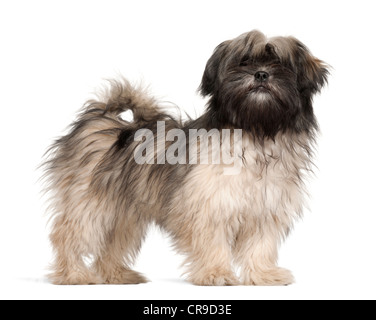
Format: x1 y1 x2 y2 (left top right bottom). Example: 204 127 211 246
167 133 310 285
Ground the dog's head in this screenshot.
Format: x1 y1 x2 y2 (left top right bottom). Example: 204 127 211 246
199 30 329 138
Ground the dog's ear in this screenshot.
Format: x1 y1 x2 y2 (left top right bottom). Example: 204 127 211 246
290 38 329 95
199 41 230 97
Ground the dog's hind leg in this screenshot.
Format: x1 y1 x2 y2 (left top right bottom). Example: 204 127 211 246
49 214 105 285
44 114 127 285
93 212 149 284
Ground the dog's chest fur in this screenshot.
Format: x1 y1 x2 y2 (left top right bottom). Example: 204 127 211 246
174 133 311 229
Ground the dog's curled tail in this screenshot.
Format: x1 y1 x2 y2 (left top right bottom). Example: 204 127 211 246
83 78 163 124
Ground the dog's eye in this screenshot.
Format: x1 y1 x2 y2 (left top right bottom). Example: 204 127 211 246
239 57 250 67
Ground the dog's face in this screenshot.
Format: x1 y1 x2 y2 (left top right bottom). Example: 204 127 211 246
200 30 329 138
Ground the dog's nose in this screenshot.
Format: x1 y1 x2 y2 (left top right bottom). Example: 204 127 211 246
254 71 269 82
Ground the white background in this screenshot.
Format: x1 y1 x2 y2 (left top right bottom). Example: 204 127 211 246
1 0 375 300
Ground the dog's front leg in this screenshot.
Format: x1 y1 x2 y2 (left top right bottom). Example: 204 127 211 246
234 218 295 286
182 214 239 286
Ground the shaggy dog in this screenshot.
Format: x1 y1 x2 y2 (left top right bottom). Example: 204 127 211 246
43 30 328 285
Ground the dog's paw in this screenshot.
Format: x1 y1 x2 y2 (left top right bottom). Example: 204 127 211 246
49 270 104 285
103 269 149 285
189 269 240 286
246 267 295 286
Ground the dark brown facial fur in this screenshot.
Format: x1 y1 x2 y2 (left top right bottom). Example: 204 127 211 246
199 30 329 139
